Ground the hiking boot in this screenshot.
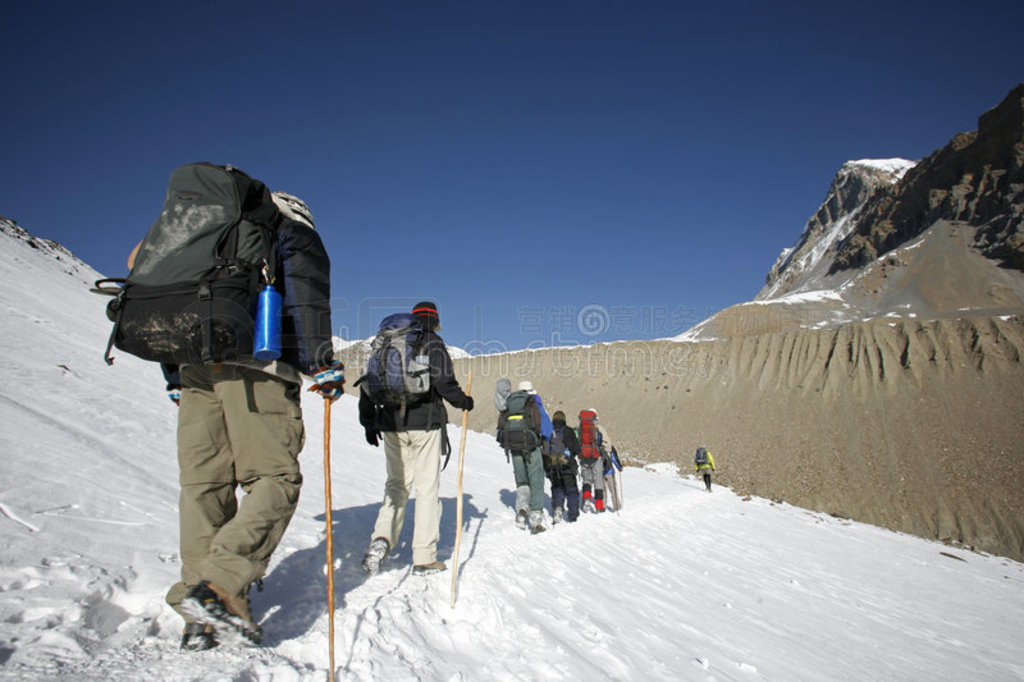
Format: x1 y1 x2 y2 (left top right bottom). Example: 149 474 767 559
528 510 546 534
515 509 528 530
181 581 262 646
361 537 390 575
180 621 217 651
552 507 564 524
412 561 447 576
583 499 596 514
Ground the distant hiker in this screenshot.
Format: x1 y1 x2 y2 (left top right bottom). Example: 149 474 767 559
577 409 614 513
124 168 341 650
358 301 474 577
496 379 552 533
602 447 624 511
695 446 716 492
543 410 581 523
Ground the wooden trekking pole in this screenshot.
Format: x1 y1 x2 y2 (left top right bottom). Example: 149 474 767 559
449 370 473 608
323 397 336 676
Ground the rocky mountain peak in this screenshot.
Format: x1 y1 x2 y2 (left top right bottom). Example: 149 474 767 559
679 83 1024 343
759 159 914 300
829 82 1024 273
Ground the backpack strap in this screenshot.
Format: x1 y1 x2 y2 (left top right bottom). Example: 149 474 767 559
197 280 214 364
103 288 128 365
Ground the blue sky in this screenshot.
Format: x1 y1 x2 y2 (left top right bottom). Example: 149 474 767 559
3 1 1022 352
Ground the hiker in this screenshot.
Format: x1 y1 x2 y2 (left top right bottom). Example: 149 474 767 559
543 410 581 523
602 447 624 511
695 446 717 492
495 379 552 533
141 180 342 650
577 408 614 513
359 301 474 576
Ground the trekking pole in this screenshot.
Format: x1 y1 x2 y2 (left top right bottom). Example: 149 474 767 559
616 462 624 511
450 370 473 608
323 397 336 676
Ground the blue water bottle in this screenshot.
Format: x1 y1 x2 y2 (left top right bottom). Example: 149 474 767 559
254 284 282 361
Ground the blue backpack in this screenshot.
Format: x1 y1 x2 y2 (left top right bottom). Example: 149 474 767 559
354 313 431 411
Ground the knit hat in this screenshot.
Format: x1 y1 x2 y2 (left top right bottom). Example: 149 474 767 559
552 410 565 422
517 380 535 394
272 191 315 230
412 301 441 331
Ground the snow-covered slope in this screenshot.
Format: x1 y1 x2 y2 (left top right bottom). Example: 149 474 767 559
2 218 1023 681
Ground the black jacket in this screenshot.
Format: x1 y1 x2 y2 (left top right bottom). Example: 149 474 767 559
275 218 334 375
543 420 580 475
554 421 581 457
359 329 471 432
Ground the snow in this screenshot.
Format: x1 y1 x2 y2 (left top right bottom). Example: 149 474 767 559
746 289 844 306
848 158 917 177
2 219 1024 681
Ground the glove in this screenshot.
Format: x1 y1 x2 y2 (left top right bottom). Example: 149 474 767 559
167 385 182 406
365 428 381 447
461 395 474 411
310 363 345 400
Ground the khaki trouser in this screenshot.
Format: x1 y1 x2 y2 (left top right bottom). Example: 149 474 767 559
166 364 304 617
371 430 443 566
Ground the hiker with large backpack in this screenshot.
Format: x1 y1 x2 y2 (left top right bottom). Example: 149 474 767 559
495 380 552 533
577 408 614 513
358 301 474 576
108 164 341 650
694 446 717 492
543 410 581 523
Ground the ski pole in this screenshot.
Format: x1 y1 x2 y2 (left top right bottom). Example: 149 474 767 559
617 466 624 511
450 370 473 608
323 397 336 676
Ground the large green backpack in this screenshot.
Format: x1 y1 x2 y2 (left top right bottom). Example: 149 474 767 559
500 390 540 454
103 163 279 366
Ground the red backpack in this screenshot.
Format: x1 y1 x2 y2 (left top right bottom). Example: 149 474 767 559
578 410 602 460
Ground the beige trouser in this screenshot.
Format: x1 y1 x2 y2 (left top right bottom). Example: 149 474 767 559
371 429 443 566
166 364 305 617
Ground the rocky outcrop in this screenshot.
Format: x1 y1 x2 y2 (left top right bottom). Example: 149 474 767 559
830 83 1024 273
761 160 913 299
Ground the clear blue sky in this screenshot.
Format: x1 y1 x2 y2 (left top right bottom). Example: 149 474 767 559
3 1 1022 352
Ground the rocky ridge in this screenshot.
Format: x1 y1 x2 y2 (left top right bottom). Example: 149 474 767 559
830 82 1024 273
